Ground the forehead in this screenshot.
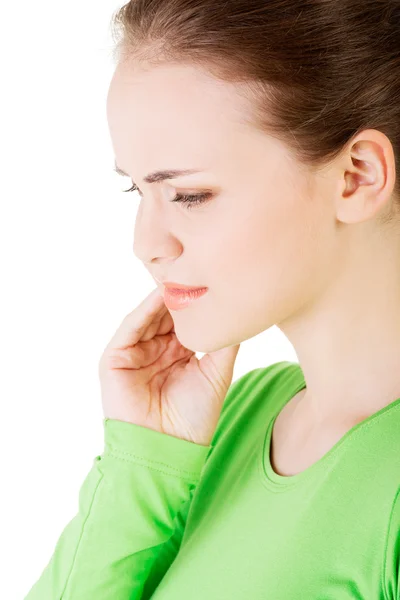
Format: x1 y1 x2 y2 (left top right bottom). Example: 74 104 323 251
106 62 254 169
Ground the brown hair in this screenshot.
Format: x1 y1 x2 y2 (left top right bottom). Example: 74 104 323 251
109 0 400 220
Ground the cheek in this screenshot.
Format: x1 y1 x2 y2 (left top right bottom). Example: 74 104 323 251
198 176 333 300
234 193 320 275
255 199 336 319
213 194 331 309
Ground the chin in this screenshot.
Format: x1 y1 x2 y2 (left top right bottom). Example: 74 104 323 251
174 327 239 354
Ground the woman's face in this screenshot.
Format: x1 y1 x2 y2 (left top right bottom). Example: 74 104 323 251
106 60 341 353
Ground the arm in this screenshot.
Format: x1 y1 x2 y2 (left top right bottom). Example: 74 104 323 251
24 419 212 600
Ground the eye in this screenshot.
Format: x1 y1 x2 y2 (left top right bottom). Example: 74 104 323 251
122 182 212 211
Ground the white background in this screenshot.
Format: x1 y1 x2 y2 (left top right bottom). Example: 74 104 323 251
0 2 298 598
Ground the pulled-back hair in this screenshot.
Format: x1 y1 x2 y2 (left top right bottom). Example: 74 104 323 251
110 0 400 215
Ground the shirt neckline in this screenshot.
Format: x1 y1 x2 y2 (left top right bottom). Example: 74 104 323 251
259 364 400 491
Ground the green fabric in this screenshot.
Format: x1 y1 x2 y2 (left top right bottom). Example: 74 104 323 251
25 361 400 599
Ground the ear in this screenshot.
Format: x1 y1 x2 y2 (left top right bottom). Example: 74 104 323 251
335 129 397 225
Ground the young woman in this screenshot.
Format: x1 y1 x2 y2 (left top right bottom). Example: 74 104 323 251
26 1 400 598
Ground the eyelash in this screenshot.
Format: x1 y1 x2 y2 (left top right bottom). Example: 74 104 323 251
122 183 212 211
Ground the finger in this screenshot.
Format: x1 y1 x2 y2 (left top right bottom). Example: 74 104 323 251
106 287 168 350
140 308 175 341
199 343 241 392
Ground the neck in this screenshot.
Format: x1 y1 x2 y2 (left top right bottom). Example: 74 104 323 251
278 223 400 426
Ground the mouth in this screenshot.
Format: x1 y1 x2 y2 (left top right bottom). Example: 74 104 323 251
156 278 208 292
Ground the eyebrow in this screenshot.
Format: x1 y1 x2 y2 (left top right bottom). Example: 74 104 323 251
114 161 203 185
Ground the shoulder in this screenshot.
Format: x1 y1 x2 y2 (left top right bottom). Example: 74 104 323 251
209 360 302 448
222 360 302 415
383 486 400 600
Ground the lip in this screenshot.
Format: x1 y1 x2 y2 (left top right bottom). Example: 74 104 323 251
163 281 208 291
163 286 208 310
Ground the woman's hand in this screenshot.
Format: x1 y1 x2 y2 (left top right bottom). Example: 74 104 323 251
98 287 240 446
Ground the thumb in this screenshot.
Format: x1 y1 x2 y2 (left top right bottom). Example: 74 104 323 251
199 343 241 391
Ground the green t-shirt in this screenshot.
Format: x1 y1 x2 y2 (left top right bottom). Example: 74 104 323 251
25 361 400 599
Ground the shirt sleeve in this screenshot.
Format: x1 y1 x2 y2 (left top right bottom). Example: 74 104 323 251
24 418 212 600
383 487 400 600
